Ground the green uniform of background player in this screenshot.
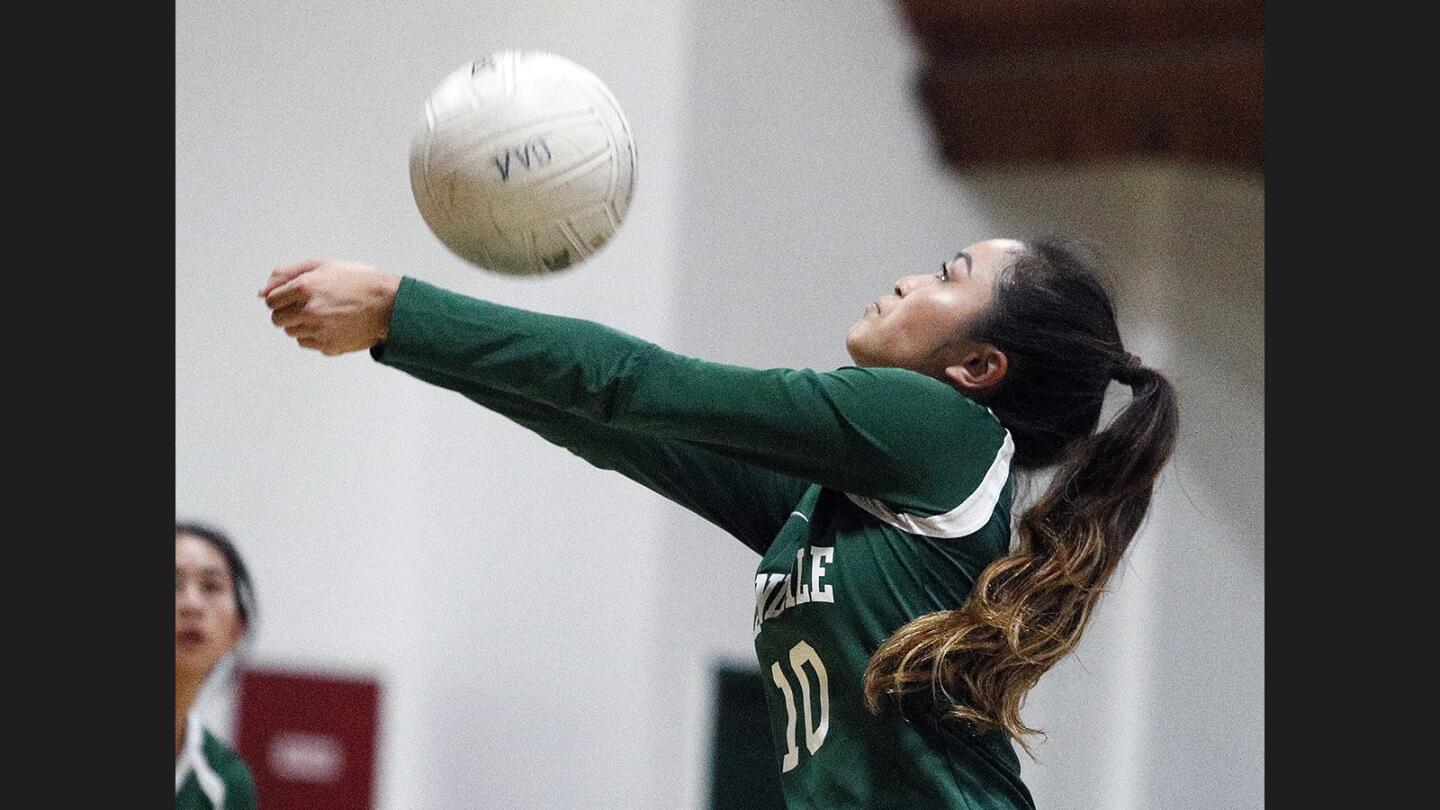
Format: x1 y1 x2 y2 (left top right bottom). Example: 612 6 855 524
175 714 258 810
369 277 1036 809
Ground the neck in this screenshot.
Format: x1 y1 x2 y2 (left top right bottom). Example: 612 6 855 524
176 675 203 759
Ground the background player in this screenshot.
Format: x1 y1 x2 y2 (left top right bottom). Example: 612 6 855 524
176 522 259 810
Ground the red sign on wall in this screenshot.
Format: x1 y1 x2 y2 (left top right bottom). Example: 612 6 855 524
235 668 381 810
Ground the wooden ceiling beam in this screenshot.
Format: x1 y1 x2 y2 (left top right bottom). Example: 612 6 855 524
897 0 1262 56
894 0 1263 172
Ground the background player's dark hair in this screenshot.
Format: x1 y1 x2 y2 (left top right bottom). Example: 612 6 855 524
176 520 258 632
863 235 1179 756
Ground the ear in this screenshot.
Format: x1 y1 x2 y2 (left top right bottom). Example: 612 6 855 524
943 345 1008 394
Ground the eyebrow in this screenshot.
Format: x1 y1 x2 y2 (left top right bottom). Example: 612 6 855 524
177 565 230 579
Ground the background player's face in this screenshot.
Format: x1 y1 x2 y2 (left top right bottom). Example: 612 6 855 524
845 238 1021 377
176 533 244 682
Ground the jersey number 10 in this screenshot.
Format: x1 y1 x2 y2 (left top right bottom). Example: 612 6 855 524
770 640 830 772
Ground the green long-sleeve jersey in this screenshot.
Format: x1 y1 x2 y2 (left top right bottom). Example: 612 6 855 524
371 277 1035 809
175 715 257 810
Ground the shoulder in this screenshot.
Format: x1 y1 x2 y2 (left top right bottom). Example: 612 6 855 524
820 367 1011 522
201 730 258 809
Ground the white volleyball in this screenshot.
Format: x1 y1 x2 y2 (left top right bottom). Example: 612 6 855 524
409 51 636 275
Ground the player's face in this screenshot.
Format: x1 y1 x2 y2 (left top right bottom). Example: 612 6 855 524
846 238 1022 377
175 533 244 682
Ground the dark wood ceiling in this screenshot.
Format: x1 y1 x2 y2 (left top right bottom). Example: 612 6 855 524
893 0 1262 173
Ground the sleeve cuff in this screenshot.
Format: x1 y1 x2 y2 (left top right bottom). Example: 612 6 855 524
369 275 424 366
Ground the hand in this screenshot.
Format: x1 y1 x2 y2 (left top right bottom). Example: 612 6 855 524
260 260 403 356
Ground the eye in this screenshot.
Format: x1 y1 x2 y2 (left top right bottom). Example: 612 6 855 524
939 252 965 282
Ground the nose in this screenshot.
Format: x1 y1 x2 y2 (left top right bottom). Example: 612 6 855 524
176 582 204 613
894 273 936 297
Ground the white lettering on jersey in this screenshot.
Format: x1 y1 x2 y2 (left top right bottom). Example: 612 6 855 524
754 573 788 632
794 549 811 604
753 546 836 636
809 547 834 603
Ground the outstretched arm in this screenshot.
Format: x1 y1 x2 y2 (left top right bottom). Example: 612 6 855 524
262 261 1009 520
260 260 806 552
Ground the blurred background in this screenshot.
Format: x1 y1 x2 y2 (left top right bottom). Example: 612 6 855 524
176 1 1262 808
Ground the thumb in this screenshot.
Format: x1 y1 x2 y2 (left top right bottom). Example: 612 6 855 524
259 259 326 298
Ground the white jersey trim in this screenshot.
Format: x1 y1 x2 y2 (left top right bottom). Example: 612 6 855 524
846 430 1014 539
176 713 227 807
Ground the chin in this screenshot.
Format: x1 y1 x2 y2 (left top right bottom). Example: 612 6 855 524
844 326 869 365
843 340 865 367
176 650 222 681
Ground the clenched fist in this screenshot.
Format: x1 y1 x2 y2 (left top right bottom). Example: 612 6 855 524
260 260 402 356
